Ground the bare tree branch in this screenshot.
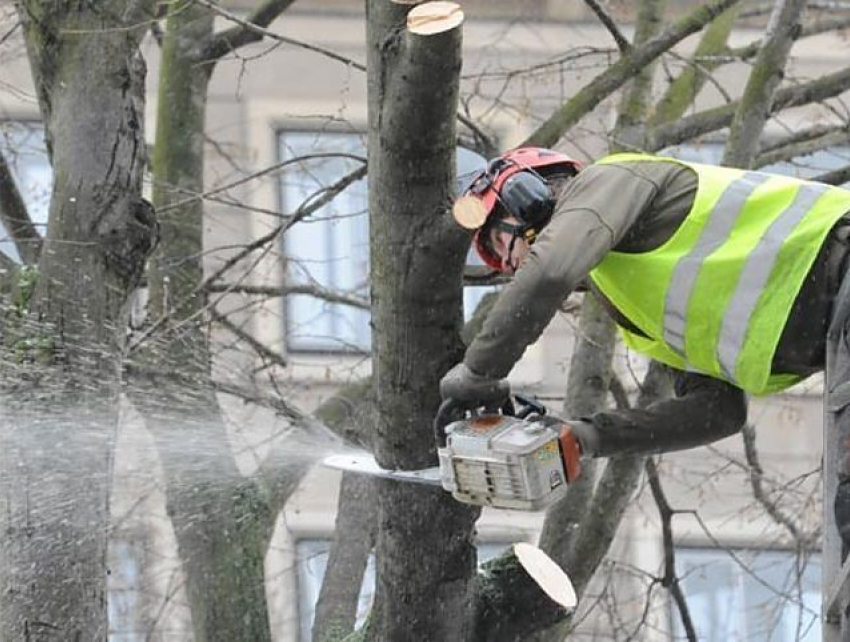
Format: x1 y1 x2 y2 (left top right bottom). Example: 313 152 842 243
192 0 366 70
200 0 298 62
156 153 367 214
210 305 286 368
723 0 808 168
755 124 850 168
728 14 850 64
814 164 850 185
207 281 370 310
645 458 698 642
651 4 741 126
582 0 631 53
129 161 369 353
645 64 850 151
524 0 743 147
741 423 805 542
214 379 337 437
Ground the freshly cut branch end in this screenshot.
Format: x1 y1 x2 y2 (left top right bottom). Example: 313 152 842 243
452 194 488 229
407 1 464 35
514 543 578 609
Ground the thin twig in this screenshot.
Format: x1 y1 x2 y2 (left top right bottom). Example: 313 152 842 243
202 0 298 62
582 0 631 53
128 164 366 353
741 423 804 542
209 306 286 368
645 458 698 641
206 281 369 310
193 0 366 70
155 152 366 214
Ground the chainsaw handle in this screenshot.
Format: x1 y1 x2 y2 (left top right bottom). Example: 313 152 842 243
434 395 521 448
434 393 548 447
513 394 547 419
434 398 466 448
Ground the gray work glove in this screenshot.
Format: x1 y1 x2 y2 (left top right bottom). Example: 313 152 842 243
439 362 510 408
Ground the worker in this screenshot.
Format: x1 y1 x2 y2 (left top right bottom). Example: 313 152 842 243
440 147 850 545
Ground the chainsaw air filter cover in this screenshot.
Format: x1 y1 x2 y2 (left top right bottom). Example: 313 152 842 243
437 413 568 511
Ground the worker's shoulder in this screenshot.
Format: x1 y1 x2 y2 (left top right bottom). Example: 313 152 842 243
565 155 694 195
589 155 694 181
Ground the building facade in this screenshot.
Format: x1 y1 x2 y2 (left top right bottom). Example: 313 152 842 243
0 2 847 639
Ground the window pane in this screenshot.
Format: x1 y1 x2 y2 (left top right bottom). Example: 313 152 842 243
673 547 821 641
0 121 50 263
279 131 370 352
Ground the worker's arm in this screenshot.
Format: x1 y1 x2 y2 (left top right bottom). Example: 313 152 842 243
464 163 663 379
571 370 748 458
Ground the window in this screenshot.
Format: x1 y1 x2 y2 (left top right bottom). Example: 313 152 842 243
0 121 50 262
279 131 370 352
107 539 145 642
295 539 510 642
673 547 821 641
278 132 496 351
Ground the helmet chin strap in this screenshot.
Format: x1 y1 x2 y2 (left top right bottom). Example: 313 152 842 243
506 233 520 272
493 219 538 272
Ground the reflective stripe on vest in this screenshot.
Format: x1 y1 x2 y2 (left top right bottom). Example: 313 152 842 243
589 153 850 394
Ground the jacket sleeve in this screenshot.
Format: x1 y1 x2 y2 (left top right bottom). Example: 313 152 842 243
464 163 660 378
576 371 748 458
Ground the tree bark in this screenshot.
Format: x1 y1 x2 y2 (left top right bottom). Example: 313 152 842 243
364 2 479 640
313 474 378 642
651 4 742 126
723 0 808 168
0 2 155 639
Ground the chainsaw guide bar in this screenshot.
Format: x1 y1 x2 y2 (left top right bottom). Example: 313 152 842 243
323 453 442 486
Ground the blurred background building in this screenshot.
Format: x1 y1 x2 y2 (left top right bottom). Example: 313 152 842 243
1 1 845 639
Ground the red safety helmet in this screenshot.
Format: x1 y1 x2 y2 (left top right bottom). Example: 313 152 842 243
453 147 581 271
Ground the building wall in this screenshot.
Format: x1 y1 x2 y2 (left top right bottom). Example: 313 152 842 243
0 4 845 640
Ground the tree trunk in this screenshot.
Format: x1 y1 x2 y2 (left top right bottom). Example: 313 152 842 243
313 474 378 642
125 2 278 640
364 2 478 640
0 1 155 639
131 389 277 642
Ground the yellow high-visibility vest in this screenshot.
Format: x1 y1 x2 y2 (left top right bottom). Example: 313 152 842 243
589 153 850 394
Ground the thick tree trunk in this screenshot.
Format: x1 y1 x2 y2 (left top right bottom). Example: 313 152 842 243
0 2 155 639
126 2 277 640
364 2 478 640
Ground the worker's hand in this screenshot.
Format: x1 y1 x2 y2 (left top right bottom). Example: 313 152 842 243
439 362 509 408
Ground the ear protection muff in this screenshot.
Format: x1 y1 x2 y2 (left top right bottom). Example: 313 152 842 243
497 170 555 230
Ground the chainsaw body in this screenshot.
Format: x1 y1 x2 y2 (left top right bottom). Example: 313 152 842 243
436 399 569 511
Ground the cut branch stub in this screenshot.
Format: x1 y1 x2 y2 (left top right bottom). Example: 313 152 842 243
452 194 488 229
407 1 464 35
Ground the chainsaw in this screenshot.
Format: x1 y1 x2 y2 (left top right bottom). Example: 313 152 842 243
324 394 581 511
